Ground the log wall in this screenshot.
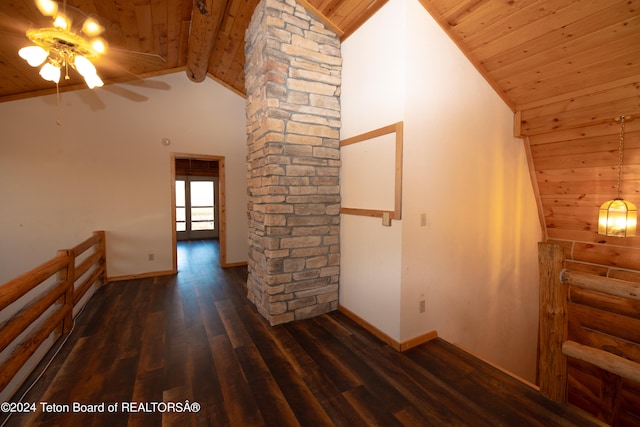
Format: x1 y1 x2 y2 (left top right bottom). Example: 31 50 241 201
538 242 640 426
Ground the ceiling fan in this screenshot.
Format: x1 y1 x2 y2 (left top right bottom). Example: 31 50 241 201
18 0 108 88
13 0 169 102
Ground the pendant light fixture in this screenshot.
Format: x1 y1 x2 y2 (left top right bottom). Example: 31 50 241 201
597 115 637 237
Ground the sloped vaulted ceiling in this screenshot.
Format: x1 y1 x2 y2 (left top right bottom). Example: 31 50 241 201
0 0 636 116
1 0 639 264
420 0 640 267
427 0 640 144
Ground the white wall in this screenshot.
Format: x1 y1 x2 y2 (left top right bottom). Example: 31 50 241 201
0 72 248 283
340 0 405 340
341 0 542 381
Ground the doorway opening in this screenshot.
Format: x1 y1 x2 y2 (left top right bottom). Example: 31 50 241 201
176 175 219 241
171 154 228 269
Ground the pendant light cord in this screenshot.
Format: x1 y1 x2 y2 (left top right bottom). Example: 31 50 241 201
616 115 626 199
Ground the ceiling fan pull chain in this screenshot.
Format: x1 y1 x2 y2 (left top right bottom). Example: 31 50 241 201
56 81 62 126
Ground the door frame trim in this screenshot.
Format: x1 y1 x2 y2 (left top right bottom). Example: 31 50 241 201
170 153 227 268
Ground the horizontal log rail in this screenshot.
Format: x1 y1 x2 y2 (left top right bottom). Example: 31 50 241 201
562 341 640 385
0 253 69 312
0 231 106 394
560 269 640 301
538 242 640 413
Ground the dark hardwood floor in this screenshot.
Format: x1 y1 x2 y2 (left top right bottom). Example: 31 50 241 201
3 240 603 427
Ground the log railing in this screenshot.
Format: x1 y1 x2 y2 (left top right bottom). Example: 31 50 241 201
0 231 106 394
538 242 640 422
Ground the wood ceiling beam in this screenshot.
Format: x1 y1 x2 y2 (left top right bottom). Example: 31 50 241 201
186 0 228 82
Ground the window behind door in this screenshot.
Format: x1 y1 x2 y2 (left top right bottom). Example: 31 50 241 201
175 159 219 241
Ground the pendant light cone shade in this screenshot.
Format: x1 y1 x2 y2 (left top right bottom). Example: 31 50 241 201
598 199 637 237
18 46 48 67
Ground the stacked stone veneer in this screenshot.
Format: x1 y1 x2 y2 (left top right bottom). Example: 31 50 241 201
245 0 341 325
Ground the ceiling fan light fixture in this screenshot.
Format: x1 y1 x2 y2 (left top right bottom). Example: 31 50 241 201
18 45 48 66
18 1 108 90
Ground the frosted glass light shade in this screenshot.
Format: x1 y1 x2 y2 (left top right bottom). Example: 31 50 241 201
82 18 104 37
73 55 103 88
35 0 58 16
74 55 96 77
18 46 48 67
84 73 104 89
39 62 61 83
53 14 70 30
598 198 637 237
91 38 107 55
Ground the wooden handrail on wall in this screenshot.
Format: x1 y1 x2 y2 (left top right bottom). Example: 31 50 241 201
538 242 640 404
0 231 106 393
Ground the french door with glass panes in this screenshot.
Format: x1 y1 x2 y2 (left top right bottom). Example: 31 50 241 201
175 176 219 240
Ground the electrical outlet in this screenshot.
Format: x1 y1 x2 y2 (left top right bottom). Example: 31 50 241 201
419 299 425 313
148 253 154 261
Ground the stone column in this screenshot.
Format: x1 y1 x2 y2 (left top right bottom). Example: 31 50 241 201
245 0 341 325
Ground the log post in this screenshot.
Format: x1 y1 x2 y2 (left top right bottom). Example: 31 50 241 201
58 249 75 334
538 242 569 401
185 0 228 82
95 230 107 283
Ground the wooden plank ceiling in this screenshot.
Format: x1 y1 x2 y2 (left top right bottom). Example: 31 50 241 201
0 0 638 259
0 1 636 112
0 0 388 101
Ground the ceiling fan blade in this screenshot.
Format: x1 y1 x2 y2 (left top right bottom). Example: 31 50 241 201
102 84 149 102
109 48 167 66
